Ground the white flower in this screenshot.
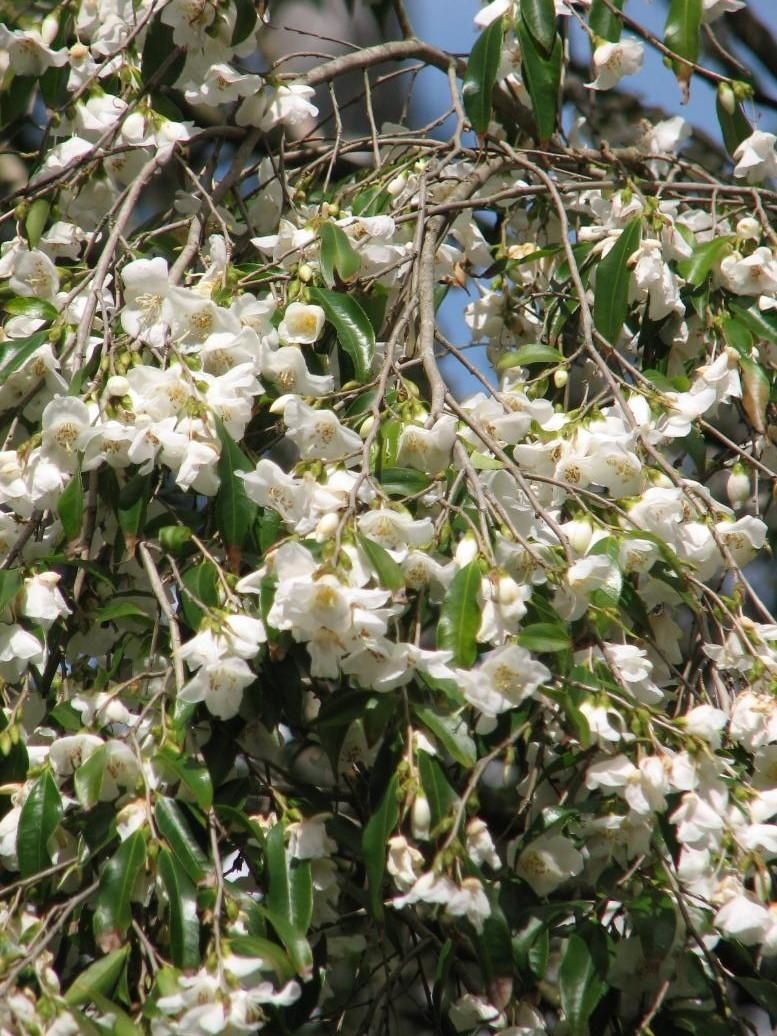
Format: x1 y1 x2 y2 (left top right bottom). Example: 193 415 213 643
0 25 68 76
445 876 491 932
396 416 457 476
474 0 513 28
278 302 326 345
8 248 59 299
460 644 550 717
714 894 771 945
719 246 777 296
586 39 643 91
387 835 424 891
50 734 104 776
465 818 501 868
0 624 46 680
733 131 777 183
282 398 362 462
514 833 583 896
178 655 256 720
237 83 318 131
120 257 171 347
20 573 70 630
287 815 336 859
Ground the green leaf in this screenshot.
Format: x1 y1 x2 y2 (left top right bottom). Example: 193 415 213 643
17 770 63 879
414 706 476 767
352 186 391 217
319 221 361 288
75 746 107 810
308 286 375 382
229 935 295 983
664 0 702 91
588 0 623 41
378 466 431 496
516 20 562 142
0 329 50 385
259 906 314 980
517 622 571 653
0 569 22 612
65 946 129 1007
418 751 458 830
117 471 152 550
141 14 185 87
357 534 404 590
559 934 607 1036
462 17 504 134
739 355 770 434
677 235 733 286
721 314 753 355
153 747 213 810
0 74 36 127
729 301 777 345
497 343 564 369
158 847 200 969
593 217 641 344
716 86 752 156
265 824 313 934
94 600 153 625
154 797 208 883
180 561 219 632
231 0 257 45
520 0 557 54
57 467 84 542
362 772 399 919
215 420 257 556
24 199 51 250
93 830 147 942
5 296 57 320
437 561 481 666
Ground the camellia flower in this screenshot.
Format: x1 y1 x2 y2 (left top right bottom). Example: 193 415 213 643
237 82 318 132
586 39 643 91
459 644 550 717
277 302 326 345
732 130 777 183
513 833 584 896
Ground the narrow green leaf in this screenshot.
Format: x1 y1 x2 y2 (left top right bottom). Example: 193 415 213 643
357 534 404 590
153 747 213 810
664 0 702 92
497 344 564 369
215 420 257 555
94 600 153 625
229 935 295 982
0 329 50 385
308 286 375 382
93 830 147 942
462 17 504 134
362 772 399 919
74 746 107 810
265 824 290 922
24 199 51 249
588 0 623 41
729 301 777 345
154 797 208 883
437 561 481 666
352 186 391 216
418 751 458 830
559 934 607 1036
378 466 431 496
677 235 733 286
259 906 314 980
158 847 200 969
319 221 361 288
0 569 22 612
716 87 752 157
117 471 152 550
721 314 753 354
17 770 62 879
593 217 641 343
58 467 84 542
5 296 57 320
0 74 35 127
180 561 219 632
517 623 571 653
414 707 476 767
520 0 557 54
517 21 562 141
65 946 129 1007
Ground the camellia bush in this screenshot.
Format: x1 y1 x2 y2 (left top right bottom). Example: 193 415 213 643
3 0 777 1031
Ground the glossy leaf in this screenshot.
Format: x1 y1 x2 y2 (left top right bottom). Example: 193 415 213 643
308 286 375 382
593 217 641 344
357 534 404 590
57 467 84 542
180 561 219 631
319 221 361 288
5 296 57 320
462 17 504 134
158 847 200 969
677 235 733 286
716 88 752 156
74 745 106 810
0 569 22 612
17 770 62 879
265 823 314 934
64 946 129 1007
0 329 50 386
516 19 562 141
497 343 564 369
729 301 777 345
117 471 152 553
24 199 51 250
378 466 431 496
215 420 257 558
153 746 213 810
154 797 208 883
229 935 295 983
414 706 476 767
437 561 481 666
259 906 314 980
521 0 557 54
588 0 623 41
664 0 702 92
93 830 147 942
418 751 458 829
517 623 571 653
559 934 607 1035
362 772 399 919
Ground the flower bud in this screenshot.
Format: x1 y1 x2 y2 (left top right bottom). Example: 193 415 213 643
105 375 130 398
726 465 751 509
316 513 340 540
553 369 568 389
717 81 736 115
411 793 431 840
